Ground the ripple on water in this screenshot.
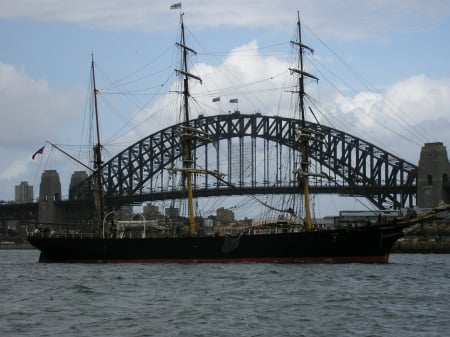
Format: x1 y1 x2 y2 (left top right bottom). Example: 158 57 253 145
0 252 449 337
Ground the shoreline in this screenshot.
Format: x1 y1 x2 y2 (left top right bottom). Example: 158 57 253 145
0 243 34 250
392 239 450 254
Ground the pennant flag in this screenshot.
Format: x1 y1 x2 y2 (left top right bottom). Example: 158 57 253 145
170 3 182 9
229 98 238 103
212 97 220 102
32 145 45 160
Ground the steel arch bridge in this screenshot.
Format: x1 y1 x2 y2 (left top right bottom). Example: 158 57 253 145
71 113 417 211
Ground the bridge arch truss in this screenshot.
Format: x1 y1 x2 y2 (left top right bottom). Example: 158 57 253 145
73 113 417 210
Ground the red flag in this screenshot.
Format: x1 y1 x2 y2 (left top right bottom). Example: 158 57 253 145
32 146 45 160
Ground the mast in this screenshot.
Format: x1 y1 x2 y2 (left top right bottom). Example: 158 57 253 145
91 54 105 234
176 13 202 236
289 12 318 231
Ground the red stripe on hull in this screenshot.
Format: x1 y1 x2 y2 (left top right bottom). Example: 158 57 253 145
40 255 390 264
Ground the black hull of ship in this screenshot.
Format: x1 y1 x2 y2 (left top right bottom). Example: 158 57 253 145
27 224 407 263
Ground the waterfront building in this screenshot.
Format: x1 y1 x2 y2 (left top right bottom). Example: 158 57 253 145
15 181 33 203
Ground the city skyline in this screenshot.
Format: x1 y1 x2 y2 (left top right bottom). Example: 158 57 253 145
1 1 450 214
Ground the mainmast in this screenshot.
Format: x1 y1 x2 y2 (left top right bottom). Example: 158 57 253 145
289 12 318 231
176 13 202 236
91 55 105 234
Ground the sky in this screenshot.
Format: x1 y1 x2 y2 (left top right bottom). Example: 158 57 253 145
1 0 450 216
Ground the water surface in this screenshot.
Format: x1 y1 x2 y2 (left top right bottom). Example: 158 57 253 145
1 250 448 336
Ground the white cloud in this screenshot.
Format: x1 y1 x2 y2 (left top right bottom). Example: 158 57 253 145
322 75 450 162
1 0 449 40
195 40 289 113
0 63 85 200
110 40 290 147
111 40 450 167
1 6 450 203
0 63 83 147
385 75 450 122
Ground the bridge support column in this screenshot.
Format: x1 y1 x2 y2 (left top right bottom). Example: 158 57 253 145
38 170 62 226
417 142 450 208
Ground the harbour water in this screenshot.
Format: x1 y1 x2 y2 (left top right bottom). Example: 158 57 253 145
0 250 448 337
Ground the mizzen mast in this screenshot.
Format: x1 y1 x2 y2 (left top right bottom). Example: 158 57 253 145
289 12 318 231
91 55 105 234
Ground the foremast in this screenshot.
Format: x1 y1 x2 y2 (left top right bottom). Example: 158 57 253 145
289 12 319 231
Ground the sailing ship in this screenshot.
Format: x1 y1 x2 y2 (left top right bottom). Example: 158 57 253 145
27 12 447 263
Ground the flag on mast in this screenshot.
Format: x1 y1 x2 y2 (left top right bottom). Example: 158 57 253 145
170 3 182 9
32 145 45 160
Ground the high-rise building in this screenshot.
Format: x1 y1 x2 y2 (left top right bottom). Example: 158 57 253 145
15 181 33 203
216 207 234 223
165 207 180 217
143 203 160 219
